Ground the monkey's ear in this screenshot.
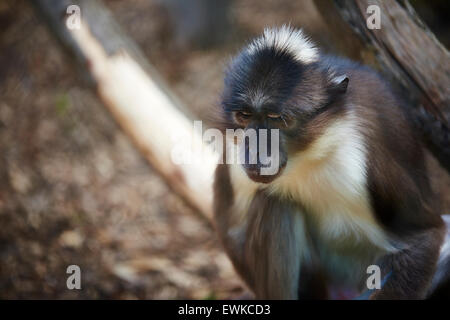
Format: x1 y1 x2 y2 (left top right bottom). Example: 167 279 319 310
329 74 349 95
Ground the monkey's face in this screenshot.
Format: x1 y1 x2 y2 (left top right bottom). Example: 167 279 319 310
220 45 349 184
218 48 303 183
228 108 291 184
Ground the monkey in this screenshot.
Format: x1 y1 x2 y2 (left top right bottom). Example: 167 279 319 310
212 26 449 299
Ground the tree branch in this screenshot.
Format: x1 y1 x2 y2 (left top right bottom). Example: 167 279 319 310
314 0 450 172
31 0 216 221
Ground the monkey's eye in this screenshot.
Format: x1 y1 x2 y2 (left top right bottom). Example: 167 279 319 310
267 113 291 127
267 113 281 120
234 111 253 122
237 111 252 118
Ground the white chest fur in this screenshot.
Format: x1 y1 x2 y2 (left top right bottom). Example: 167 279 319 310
229 113 396 254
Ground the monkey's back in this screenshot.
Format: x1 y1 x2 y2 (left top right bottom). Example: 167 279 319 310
325 55 443 234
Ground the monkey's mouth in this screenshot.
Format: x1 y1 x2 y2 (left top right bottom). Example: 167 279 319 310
243 163 286 184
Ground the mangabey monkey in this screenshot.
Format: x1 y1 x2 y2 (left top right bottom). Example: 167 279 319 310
213 26 448 299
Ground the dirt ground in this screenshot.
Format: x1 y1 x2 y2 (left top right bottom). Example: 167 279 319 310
0 0 448 299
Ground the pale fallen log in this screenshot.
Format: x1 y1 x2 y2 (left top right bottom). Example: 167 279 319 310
32 0 217 221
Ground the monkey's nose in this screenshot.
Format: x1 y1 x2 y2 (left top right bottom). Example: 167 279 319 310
244 163 260 174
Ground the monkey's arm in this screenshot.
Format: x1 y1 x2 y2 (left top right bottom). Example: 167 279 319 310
213 165 314 299
371 227 444 299
366 145 446 299
242 192 311 299
367 172 444 298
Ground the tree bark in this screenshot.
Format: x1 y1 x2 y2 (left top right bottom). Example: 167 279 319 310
314 0 450 172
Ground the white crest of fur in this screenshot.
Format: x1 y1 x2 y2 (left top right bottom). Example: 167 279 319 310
246 25 319 64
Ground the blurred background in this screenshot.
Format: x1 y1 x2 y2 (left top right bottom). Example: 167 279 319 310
0 0 449 299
